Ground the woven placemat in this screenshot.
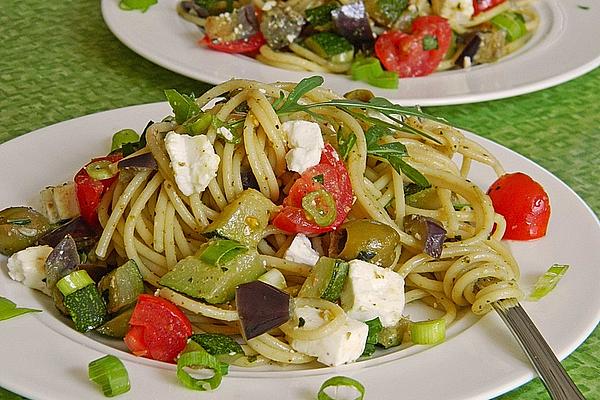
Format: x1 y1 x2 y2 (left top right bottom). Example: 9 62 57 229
0 1 598 399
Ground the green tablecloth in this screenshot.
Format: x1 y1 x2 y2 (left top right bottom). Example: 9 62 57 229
0 1 598 399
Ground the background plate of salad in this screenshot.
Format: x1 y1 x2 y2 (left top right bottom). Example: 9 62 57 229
101 0 600 105
0 102 599 399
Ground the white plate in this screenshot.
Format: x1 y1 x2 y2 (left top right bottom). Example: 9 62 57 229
1 103 599 400
100 0 600 106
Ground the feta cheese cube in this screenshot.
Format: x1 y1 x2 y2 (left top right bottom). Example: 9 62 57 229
290 305 368 366
282 120 324 174
284 234 320 266
7 245 53 295
164 132 220 196
340 260 405 327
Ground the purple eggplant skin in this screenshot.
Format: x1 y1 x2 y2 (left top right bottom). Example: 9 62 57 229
179 0 210 18
44 234 81 290
117 152 158 171
404 214 447 259
235 280 291 340
455 34 481 68
38 217 101 251
237 4 260 36
331 1 375 46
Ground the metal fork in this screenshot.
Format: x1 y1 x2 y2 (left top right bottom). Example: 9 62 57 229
493 298 586 400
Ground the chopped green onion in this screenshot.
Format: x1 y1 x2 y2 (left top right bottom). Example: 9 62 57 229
88 355 130 397
529 264 569 301
410 318 445 344
3 217 32 225
186 113 213 135
86 160 117 180
258 268 287 290
302 189 337 227
0 296 41 321
56 270 95 296
317 376 365 400
199 239 247 266
422 35 439 50
119 0 157 12
176 350 228 391
491 12 527 42
111 129 139 152
350 57 399 89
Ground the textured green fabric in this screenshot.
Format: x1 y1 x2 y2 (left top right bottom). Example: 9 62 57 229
0 1 598 399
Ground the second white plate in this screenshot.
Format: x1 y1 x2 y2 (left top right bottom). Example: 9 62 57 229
101 0 600 105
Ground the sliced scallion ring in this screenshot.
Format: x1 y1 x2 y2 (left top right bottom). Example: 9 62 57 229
410 318 446 345
110 128 139 152
86 160 117 180
317 376 365 400
199 239 247 266
529 264 569 301
491 12 527 42
88 355 130 397
176 350 228 391
302 189 337 227
56 270 95 296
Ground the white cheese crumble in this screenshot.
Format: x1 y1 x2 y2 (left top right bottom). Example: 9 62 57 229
284 234 320 266
282 120 325 174
340 259 405 327
7 245 53 295
262 0 276 11
164 131 220 196
436 0 474 25
290 305 368 366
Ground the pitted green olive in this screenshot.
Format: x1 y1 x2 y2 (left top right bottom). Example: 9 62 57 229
0 207 52 256
329 219 400 268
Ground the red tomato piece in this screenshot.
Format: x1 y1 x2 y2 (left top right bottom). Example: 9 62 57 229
200 32 266 54
273 144 353 235
74 154 122 227
375 16 452 78
487 172 551 240
473 0 506 15
124 294 192 363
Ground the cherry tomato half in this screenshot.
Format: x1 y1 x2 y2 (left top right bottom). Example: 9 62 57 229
74 153 122 227
124 294 192 363
473 0 506 15
374 16 452 78
487 172 551 240
273 144 353 235
200 32 266 54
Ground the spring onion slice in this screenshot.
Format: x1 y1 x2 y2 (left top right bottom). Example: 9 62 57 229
302 189 337 227
367 71 399 89
199 239 247 266
111 129 139 152
56 270 95 296
86 160 117 180
317 376 365 400
176 350 228 391
88 355 130 397
491 12 527 42
0 296 41 321
529 264 569 301
410 318 446 344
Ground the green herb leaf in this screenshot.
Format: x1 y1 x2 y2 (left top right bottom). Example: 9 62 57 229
276 76 325 114
422 34 439 50
3 218 31 226
119 0 157 12
312 174 325 184
164 89 201 125
337 129 357 160
0 297 41 322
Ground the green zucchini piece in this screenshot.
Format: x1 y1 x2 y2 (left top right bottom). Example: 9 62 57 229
190 333 244 356
95 306 134 338
159 249 266 304
63 284 107 332
304 32 354 63
98 260 144 314
298 256 349 302
203 189 276 247
305 2 339 30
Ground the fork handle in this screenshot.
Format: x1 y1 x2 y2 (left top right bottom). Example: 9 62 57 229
493 302 586 400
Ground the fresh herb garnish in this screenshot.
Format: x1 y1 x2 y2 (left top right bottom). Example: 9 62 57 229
0 297 41 321
165 89 201 124
422 34 439 50
2 218 31 226
312 174 325 184
298 317 306 327
577 5 590 10
337 129 357 160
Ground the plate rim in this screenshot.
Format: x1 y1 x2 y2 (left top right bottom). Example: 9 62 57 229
1 102 599 400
